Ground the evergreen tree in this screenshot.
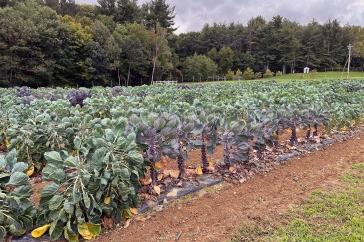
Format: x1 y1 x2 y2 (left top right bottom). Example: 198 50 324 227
115 0 140 24
143 0 176 33
97 0 116 16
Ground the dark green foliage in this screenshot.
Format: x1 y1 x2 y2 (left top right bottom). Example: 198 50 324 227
0 0 364 86
183 55 218 82
243 68 254 80
115 0 140 24
143 0 176 33
0 150 35 240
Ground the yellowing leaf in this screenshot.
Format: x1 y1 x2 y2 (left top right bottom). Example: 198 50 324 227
77 223 101 240
26 165 35 177
153 185 161 195
64 229 79 242
130 208 138 215
154 161 163 170
104 197 111 205
122 208 133 220
163 170 179 179
195 165 203 176
31 224 51 238
5 138 10 149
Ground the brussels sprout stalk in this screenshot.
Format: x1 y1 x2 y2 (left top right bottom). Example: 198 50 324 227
290 126 298 145
201 133 209 173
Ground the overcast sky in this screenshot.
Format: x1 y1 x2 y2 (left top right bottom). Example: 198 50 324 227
76 0 364 33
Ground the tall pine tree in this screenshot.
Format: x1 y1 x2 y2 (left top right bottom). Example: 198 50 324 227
97 0 116 16
143 0 175 33
115 0 140 24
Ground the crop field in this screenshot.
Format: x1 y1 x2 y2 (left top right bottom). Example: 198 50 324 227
0 79 364 241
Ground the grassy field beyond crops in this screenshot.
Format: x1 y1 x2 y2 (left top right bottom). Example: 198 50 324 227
265 71 364 81
185 71 364 85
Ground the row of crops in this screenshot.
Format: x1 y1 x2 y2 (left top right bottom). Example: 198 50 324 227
0 80 364 241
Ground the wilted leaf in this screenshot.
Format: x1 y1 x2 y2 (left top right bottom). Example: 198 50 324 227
166 188 179 198
154 161 163 170
170 170 180 179
64 228 79 242
31 224 51 238
140 178 152 186
26 165 35 177
104 197 111 205
157 174 164 181
130 208 138 215
77 223 101 240
195 165 203 176
134 215 151 222
153 185 161 195
123 219 131 228
123 208 133 220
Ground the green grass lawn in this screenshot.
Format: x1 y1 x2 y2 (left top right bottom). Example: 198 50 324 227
231 163 364 242
182 71 364 85
264 71 364 81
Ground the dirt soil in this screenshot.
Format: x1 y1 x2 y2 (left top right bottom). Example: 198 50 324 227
97 131 364 242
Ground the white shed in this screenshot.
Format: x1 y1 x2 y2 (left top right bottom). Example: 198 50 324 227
304 67 310 74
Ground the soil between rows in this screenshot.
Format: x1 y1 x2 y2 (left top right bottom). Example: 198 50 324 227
96 130 364 242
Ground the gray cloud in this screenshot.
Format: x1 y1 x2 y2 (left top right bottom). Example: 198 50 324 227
76 0 364 33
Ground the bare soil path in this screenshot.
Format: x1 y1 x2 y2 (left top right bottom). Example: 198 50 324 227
97 132 364 242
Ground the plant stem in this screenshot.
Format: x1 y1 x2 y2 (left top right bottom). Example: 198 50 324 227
177 153 185 179
201 134 209 173
290 126 298 145
150 165 158 185
306 125 312 140
313 124 319 136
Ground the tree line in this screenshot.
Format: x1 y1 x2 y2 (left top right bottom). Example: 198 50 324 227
0 0 364 87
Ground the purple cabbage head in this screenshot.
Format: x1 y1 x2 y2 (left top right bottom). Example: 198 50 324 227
20 95 36 105
67 89 91 107
16 86 32 97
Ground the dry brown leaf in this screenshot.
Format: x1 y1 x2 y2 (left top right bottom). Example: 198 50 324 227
157 174 164 181
140 178 152 186
130 208 138 215
153 185 161 195
166 170 180 178
229 166 237 173
166 188 179 198
154 161 163 170
134 215 151 222
123 219 131 228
